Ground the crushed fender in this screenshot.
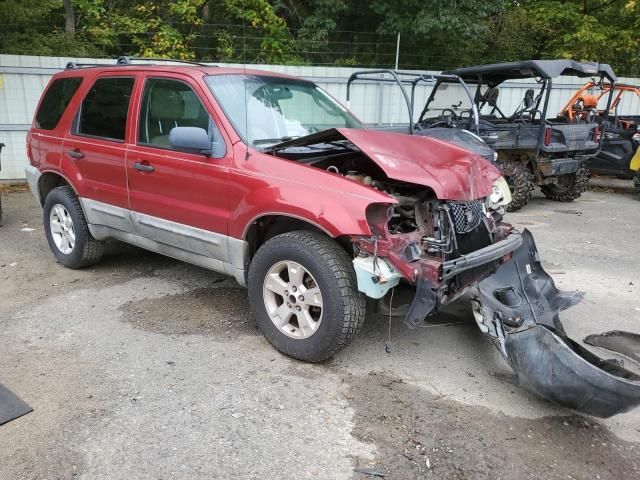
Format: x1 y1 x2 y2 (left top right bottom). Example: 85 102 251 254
473 229 640 418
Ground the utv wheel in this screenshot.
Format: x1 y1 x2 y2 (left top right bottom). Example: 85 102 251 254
499 161 534 212
541 167 589 202
248 230 366 362
43 186 104 268
633 173 640 200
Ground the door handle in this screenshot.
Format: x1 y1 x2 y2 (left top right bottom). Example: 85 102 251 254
133 161 155 172
67 149 84 159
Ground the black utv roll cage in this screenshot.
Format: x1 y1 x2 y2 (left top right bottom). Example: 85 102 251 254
441 60 618 156
345 69 480 134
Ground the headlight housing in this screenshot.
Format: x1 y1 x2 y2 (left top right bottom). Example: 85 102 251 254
488 176 512 209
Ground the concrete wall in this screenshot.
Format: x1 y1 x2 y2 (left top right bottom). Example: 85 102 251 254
1 54 639 180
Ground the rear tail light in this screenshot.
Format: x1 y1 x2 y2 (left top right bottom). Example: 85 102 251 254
593 125 600 142
544 127 552 146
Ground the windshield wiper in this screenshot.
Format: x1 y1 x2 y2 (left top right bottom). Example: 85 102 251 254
252 136 298 145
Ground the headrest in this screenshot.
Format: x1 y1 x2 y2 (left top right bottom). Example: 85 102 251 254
150 88 185 120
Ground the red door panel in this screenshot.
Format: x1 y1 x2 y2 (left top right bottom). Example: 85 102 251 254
61 137 129 209
126 146 230 233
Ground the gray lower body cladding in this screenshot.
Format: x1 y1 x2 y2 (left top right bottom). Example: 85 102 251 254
474 229 640 418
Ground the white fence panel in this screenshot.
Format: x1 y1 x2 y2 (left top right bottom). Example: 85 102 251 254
1 54 639 180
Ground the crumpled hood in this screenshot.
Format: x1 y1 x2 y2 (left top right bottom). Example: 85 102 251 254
337 128 501 201
265 128 501 201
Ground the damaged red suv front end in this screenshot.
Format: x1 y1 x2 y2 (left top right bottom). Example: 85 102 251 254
267 128 517 326
263 126 640 418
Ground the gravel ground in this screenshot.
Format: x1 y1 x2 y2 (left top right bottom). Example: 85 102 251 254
1 187 639 480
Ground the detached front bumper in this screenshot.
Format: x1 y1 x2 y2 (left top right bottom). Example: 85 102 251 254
473 230 640 418
441 232 522 280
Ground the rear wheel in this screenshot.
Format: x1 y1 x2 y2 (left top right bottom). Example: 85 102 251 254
43 186 104 268
248 230 365 362
541 167 589 202
499 161 534 212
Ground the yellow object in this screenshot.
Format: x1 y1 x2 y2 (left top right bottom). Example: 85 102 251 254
631 148 640 172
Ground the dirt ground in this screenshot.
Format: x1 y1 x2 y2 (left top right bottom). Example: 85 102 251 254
1 187 640 480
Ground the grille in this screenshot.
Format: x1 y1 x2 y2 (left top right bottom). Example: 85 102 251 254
448 200 484 234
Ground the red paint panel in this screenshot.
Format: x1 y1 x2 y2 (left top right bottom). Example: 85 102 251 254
336 128 501 201
126 145 231 234
226 144 394 239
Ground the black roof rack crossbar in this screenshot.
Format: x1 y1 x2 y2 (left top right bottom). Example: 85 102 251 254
64 56 213 70
116 56 211 67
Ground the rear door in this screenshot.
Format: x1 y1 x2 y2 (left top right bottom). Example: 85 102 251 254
126 73 232 260
62 75 136 230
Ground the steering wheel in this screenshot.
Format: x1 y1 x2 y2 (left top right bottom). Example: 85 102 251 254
440 109 459 127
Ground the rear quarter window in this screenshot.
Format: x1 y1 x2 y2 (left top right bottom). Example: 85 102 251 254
34 77 83 130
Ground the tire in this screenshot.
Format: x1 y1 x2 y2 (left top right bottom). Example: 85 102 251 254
633 173 640 201
43 186 104 268
499 161 534 212
248 230 366 362
540 167 589 202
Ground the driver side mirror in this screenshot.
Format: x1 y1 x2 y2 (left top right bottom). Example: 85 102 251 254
169 127 226 158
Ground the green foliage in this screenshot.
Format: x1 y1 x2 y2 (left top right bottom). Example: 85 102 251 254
0 0 639 75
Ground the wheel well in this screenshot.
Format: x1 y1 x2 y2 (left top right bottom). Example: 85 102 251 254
244 215 352 263
38 173 73 205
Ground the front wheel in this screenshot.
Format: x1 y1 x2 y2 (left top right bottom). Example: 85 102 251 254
248 230 366 362
541 167 589 202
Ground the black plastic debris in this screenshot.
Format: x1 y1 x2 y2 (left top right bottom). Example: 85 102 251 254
585 331 640 364
474 230 640 418
0 383 33 426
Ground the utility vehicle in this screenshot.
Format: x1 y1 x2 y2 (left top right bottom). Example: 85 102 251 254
559 81 640 180
345 69 497 164
25 57 640 417
430 60 617 210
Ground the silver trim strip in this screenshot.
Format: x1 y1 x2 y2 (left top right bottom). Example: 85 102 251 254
129 210 229 261
80 198 135 233
79 197 248 286
88 224 246 286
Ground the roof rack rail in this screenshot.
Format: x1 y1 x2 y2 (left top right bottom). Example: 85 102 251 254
116 56 211 67
64 56 214 70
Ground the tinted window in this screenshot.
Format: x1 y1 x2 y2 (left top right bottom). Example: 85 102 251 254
139 78 213 148
77 77 134 141
35 77 82 130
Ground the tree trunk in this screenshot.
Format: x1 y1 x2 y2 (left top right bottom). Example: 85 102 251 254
63 0 75 35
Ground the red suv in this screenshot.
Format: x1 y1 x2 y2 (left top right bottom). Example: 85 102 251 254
25 58 640 417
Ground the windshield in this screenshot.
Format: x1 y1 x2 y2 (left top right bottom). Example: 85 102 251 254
205 74 364 147
422 81 475 122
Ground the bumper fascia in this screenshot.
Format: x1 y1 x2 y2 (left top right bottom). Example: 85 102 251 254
474 229 640 418
25 164 42 205
441 232 522 280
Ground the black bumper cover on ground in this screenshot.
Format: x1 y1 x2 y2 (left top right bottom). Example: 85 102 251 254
475 229 640 418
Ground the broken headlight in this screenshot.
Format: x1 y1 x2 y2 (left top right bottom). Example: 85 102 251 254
488 176 511 210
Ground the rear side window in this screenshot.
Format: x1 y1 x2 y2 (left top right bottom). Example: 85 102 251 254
35 77 82 130
75 77 135 141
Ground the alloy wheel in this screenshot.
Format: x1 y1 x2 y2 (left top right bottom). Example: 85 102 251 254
262 260 323 339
